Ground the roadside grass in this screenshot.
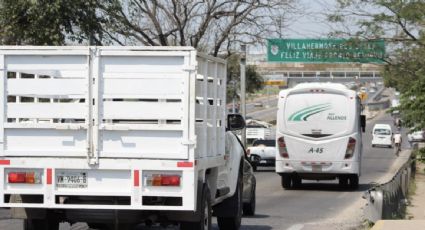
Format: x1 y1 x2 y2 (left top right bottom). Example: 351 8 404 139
360 220 375 230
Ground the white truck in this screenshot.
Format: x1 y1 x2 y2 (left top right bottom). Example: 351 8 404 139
276 83 366 190
0 46 246 230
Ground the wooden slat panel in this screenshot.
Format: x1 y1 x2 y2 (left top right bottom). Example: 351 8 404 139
196 80 204 97
103 78 183 98
195 124 206 158
103 101 183 120
100 56 185 73
195 104 205 119
6 55 87 74
8 79 86 96
4 129 87 156
7 103 86 119
100 130 187 159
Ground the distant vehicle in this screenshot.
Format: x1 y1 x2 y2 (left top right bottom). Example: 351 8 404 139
253 102 263 107
377 82 384 86
238 119 272 144
395 91 400 97
276 83 365 190
247 139 276 171
407 130 425 142
391 99 400 116
371 124 393 148
369 87 376 94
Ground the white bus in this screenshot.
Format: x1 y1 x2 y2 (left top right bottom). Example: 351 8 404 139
276 83 366 190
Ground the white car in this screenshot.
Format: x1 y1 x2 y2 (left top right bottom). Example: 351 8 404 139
371 124 393 148
247 139 276 171
408 130 425 142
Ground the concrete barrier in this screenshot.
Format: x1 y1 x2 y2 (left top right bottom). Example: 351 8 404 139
363 152 415 223
368 99 390 111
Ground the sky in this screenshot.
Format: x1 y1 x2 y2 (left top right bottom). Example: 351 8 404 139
249 0 338 54
284 0 333 38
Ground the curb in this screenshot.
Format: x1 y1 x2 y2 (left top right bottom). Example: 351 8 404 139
371 220 425 230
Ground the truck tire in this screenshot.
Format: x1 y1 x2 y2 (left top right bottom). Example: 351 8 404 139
243 181 256 216
24 217 60 230
217 175 242 230
281 175 291 189
180 184 211 230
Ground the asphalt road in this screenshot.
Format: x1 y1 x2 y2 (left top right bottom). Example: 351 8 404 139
0 112 409 230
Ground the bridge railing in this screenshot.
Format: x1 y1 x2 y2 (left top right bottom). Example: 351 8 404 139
261 71 381 79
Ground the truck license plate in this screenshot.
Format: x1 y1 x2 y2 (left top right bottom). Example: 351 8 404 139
56 172 87 188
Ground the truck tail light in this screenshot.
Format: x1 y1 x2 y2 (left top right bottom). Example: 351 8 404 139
145 174 181 187
344 137 356 159
8 171 41 184
278 137 289 158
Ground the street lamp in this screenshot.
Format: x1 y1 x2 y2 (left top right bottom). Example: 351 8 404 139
240 44 247 147
230 79 238 113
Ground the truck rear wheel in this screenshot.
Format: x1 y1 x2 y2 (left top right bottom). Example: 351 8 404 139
180 184 211 230
243 181 256 216
217 175 242 230
24 217 60 230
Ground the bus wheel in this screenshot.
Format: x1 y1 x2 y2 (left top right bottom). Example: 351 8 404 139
349 175 359 190
281 175 291 189
292 176 302 188
338 176 348 189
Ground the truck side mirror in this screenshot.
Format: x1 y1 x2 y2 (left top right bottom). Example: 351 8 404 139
227 114 245 131
360 115 366 133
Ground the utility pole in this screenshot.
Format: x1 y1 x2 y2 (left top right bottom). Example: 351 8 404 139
240 45 247 147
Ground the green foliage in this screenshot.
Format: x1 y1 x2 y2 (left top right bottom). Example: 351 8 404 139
0 0 104 45
415 148 425 162
330 0 425 130
226 54 264 102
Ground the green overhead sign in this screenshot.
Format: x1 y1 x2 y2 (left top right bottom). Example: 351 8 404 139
267 39 385 63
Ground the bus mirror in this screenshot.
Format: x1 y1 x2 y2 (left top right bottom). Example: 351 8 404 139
361 115 366 133
227 114 245 131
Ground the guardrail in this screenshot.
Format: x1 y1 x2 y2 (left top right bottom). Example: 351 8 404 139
365 87 390 111
363 150 416 223
367 87 386 103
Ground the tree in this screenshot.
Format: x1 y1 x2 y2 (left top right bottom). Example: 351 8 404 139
0 0 105 45
226 54 264 102
327 0 425 129
100 0 299 56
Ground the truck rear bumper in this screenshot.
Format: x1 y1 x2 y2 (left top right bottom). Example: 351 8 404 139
275 160 360 176
0 158 197 211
